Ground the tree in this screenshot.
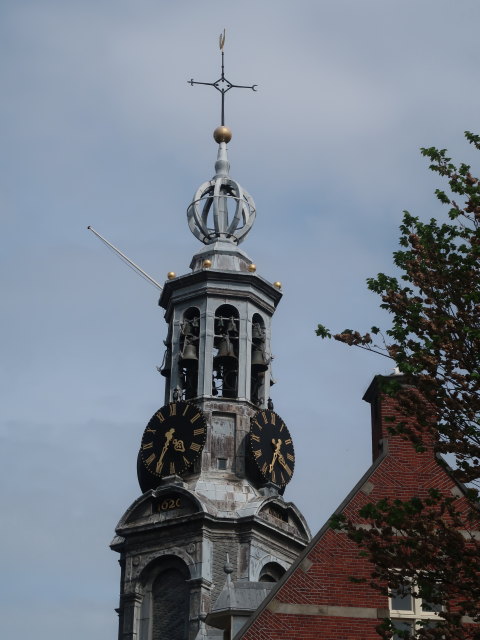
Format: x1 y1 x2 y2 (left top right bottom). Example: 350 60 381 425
317 132 480 639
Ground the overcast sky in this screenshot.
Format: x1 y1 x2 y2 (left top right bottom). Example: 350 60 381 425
1 1 480 638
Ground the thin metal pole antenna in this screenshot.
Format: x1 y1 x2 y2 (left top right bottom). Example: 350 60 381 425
188 29 257 127
87 226 163 291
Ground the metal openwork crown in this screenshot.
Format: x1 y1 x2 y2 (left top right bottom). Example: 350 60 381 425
187 143 256 245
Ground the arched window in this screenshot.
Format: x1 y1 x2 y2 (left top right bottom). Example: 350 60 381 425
251 313 268 405
152 567 190 639
213 304 239 398
140 557 191 640
259 562 285 583
178 307 200 400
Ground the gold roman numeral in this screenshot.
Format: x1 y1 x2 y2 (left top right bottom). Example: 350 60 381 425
182 405 189 416
193 427 205 436
261 462 268 474
283 463 292 476
142 442 153 450
270 413 276 425
190 442 201 452
146 427 156 434
155 412 165 423
169 404 177 416
254 421 262 430
287 453 294 462
279 422 285 433
183 456 190 466
280 472 286 484
271 469 276 483
253 449 262 459
261 411 267 423
251 434 260 442
284 438 292 445
145 453 156 466
190 413 201 423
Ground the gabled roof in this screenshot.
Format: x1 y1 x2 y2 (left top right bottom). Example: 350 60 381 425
233 426 471 638
232 442 390 639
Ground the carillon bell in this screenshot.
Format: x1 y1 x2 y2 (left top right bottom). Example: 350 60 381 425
160 349 172 377
214 336 237 367
251 346 268 372
227 316 237 334
180 342 198 369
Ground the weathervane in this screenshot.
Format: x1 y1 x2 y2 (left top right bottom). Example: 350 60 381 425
188 29 257 127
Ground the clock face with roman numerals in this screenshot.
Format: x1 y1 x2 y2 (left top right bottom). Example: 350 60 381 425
139 402 207 481
249 409 295 487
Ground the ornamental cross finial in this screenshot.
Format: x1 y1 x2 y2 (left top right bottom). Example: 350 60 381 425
188 30 257 126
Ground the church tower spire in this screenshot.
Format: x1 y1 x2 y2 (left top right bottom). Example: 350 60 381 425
111 36 310 640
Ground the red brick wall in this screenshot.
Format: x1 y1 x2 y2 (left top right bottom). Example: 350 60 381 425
237 381 474 640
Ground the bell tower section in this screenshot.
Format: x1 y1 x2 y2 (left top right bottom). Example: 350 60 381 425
160 253 278 408
111 44 310 640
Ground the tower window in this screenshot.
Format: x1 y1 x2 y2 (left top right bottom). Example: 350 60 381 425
178 307 200 400
212 304 239 399
258 561 285 583
217 458 227 470
251 313 268 406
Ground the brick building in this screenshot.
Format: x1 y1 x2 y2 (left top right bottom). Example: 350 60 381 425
233 375 477 640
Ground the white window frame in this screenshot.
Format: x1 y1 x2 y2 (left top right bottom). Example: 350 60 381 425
389 578 442 638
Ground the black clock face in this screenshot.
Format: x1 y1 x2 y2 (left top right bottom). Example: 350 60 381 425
249 409 295 487
140 402 207 479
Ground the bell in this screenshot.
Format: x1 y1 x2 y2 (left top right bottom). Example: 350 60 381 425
251 347 268 372
180 342 198 369
252 322 264 341
227 316 238 334
214 336 237 368
160 349 171 377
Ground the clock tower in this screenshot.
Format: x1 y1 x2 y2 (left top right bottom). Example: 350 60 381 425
111 47 310 640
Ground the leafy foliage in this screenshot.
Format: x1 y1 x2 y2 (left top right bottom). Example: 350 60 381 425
319 132 480 638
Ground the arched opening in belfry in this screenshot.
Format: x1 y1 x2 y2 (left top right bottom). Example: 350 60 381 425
178 307 200 400
259 561 285 583
251 313 268 406
213 304 239 398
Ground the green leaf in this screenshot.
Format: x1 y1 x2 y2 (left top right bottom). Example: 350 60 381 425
315 324 332 339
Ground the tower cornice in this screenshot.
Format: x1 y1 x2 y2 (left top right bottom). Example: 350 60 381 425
159 269 282 321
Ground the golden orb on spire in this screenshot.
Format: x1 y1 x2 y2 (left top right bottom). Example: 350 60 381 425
213 125 232 144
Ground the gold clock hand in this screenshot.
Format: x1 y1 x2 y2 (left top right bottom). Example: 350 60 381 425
277 452 292 473
156 428 175 473
268 438 282 473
